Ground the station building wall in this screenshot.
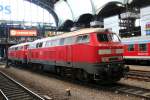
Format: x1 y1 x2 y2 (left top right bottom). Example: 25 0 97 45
140 6 150 36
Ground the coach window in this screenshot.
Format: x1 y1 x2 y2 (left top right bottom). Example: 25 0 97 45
139 44 147 51
128 44 134 51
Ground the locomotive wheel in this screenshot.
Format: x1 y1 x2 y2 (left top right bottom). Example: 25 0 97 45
76 69 90 82
38 65 44 70
55 66 61 75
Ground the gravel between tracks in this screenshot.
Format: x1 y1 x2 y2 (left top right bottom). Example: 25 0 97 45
0 67 142 100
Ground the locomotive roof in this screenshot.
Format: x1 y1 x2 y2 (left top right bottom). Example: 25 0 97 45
33 28 107 43
10 28 108 47
59 28 106 38
9 42 31 48
122 36 150 44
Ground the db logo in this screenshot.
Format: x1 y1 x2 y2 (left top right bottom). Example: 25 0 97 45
10 30 16 36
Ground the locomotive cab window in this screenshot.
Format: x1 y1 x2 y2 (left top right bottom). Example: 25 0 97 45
128 44 134 51
97 33 120 42
111 33 120 42
82 35 89 43
139 44 147 51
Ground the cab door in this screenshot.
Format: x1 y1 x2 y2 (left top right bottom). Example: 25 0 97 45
65 37 74 67
66 45 72 66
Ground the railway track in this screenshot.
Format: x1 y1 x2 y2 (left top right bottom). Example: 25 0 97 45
127 70 150 82
111 84 150 100
1 64 150 100
0 71 44 100
37 69 150 100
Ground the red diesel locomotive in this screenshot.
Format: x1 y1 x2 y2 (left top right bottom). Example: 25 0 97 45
8 42 30 64
8 28 129 83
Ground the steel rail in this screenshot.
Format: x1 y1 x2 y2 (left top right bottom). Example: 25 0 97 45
0 71 45 100
127 70 150 82
1 64 149 100
111 84 150 99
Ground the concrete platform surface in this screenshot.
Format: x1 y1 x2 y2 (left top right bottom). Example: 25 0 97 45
128 65 150 72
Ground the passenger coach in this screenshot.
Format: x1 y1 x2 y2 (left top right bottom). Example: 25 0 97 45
122 36 150 62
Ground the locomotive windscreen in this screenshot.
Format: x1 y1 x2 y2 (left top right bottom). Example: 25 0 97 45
97 33 120 42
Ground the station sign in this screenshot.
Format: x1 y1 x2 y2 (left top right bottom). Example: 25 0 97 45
0 5 11 15
10 29 37 37
0 0 55 25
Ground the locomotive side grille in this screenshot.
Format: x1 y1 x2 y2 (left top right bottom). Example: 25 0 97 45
102 56 122 62
109 57 118 61
116 49 124 54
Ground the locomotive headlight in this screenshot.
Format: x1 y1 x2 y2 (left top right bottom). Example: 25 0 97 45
116 49 124 54
98 49 111 55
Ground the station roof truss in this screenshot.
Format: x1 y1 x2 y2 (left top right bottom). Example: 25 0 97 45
26 0 150 29
97 1 125 19
129 0 150 8
26 0 59 26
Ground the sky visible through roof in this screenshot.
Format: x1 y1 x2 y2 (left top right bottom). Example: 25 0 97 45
0 0 125 26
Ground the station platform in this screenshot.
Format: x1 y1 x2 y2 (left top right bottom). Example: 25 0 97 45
128 65 150 72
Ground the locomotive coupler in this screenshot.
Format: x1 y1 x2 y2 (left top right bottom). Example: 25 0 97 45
124 66 129 72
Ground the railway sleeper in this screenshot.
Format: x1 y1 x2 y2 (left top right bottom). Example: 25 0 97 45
8 95 34 100
3 91 26 95
6 93 30 98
